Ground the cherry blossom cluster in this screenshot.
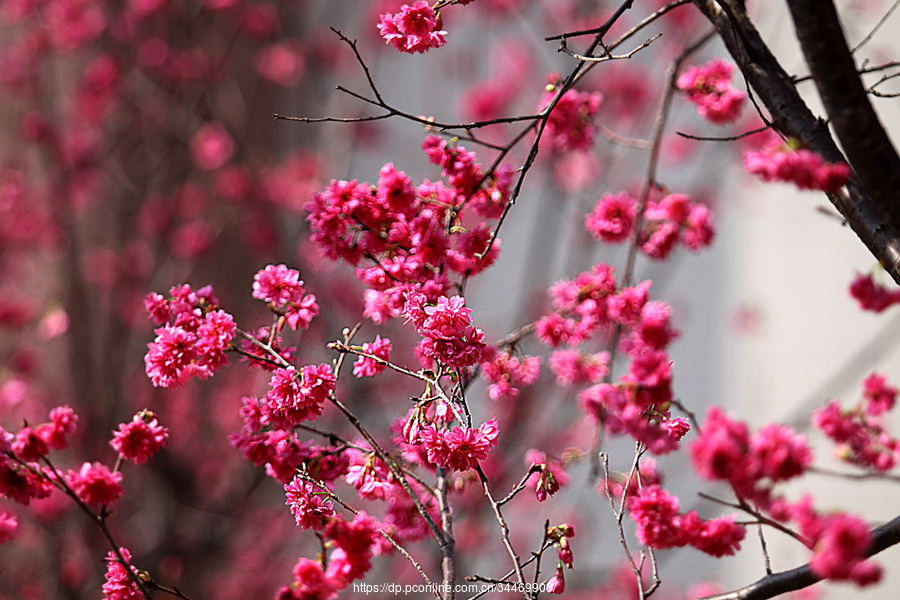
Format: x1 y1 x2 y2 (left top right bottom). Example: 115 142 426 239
101 548 142 600
585 189 715 260
530 263 686 454
306 136 511 325
378 1 448 54
813 372 900 471
627 484 746 557
144 284 236 388
154 266 507 594
276 509 381 600
677 59 745 124
691 406 883 584
849 271 900 313
480 348 542 400
542 87 604 152
403 292 487 369
0 404 168 541
252 264 320 330
691 407 813 507
744 132 851 192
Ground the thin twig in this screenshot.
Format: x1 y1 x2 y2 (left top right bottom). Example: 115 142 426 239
559 34 662 64
475 465 531 599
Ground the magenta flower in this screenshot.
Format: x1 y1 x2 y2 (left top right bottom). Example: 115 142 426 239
284 476 335 531
252 263 304 306
849 272 900 313
417 418 499 471
66 462 123 507
101 547 142 600
144 324 201 388
863 372 897 416
263 365 335 428
111 411 169 464
585 191 636 243
809 513 881 585
744 133 850 192
377 2 447 54
45 405 78 450
352 335 392 378
542 88 603 152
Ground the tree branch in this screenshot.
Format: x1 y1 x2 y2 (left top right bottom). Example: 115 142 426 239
698 514 900 600
691 0 900 283
785 0 900 236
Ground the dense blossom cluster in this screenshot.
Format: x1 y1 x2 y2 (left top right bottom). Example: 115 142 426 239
378 1 447 54
144 285 236 388
65 462 124 507
403 292 487 369
677 59 745 124
530 264 685 454
744 133 851 192
306 137 510 325
417 418 500 471
584 190 715 259
252 264 320 330
627 484 746 557
690 406 884 584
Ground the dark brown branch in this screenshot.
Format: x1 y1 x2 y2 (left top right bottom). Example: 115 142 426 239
785 0 900 235
698 514 900 600
690 0 900 283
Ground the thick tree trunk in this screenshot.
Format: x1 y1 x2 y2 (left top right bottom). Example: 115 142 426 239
692 0 900 283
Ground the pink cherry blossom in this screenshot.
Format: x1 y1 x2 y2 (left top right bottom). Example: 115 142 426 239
111 411 169 464
66 462 123 507
284 476 335 531
352 335 392 378
585 191 637 243
417 419 500 471
377 2 447 54
101 547 142 600
678 59 745 124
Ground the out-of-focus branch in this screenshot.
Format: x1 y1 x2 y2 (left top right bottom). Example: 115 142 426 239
691 0 900 283
698 514 900 600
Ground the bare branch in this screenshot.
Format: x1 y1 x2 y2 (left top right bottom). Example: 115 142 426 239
698 514 900 600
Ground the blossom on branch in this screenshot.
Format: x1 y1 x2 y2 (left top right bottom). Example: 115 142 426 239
378 2 447 54
352 335 392 378
101 547 142 600
417 419 500 471
677 59 745 125
626 484 746 556
284 476 335 531
542 87 603 152
66 462 123 507
744 133 850 192
849 271 900 313
110 411 169 464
